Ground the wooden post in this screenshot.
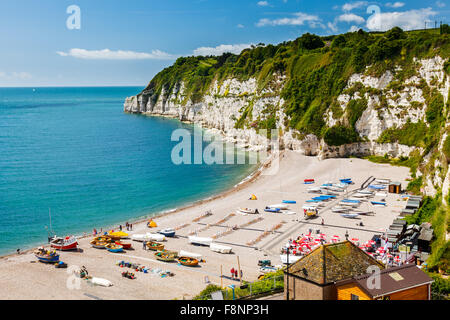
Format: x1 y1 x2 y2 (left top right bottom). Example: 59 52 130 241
220 265 223 288
237 256 242 285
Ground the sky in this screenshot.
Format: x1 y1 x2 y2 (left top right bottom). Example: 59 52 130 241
0 0 448 87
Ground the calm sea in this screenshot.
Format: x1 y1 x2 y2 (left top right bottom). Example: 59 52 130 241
0 87 256 256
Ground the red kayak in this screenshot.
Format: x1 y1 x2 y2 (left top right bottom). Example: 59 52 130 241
115 241 132 250
50 236 78 251
304 179 315 182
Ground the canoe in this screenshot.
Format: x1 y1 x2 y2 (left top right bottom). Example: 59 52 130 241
88 277 113 287
179 250 202 260
158 228 176 237
210 243 232 254
115 241 132 250
264 207 280 213
105 243 124 253
177 256 199 267
35 249 60 263
146 241 164 251
188 236 213 246
50 236 78 251
371 201 387 206
282 200 296 204
237 208 257 214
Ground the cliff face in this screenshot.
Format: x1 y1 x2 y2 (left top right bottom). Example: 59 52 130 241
124 30 450 200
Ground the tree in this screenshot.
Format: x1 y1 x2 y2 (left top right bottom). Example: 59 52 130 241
331 35 346 48
297 33 325 50
385 27 406 41
440 24 450 34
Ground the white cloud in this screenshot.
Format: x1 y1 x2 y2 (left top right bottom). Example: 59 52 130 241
0 71 32 80
256 12 321 27
237 24 245 28
193 44 253 56
349 25 361 32
56 48 175 60
386 2 405 8
342 1 368 12
328 21 338 33
338 13 365 24
436 1 446 8
257 1 269 6
367 7 437 31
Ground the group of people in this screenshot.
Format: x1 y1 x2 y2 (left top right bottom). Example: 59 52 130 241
230 267 243 280
92 222 133 236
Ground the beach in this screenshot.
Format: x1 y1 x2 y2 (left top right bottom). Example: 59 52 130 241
0 151 411 300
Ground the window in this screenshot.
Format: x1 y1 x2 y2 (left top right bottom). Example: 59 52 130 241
351 294 359 300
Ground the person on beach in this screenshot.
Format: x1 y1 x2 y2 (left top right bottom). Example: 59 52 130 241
126 222 129 231
16 249 20 255
143 241 147 250
234 270 238 279
321 218 324 225
230 267 235 279
119 225 122 231
130 224 133 230
240 270 243 279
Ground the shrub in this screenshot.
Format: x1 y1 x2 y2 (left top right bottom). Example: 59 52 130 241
324 126 359 146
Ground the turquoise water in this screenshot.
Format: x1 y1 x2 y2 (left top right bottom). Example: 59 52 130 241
0 87 256 256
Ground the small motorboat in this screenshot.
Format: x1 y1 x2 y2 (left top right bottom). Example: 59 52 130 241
371 201 387 206
50 236 78 251
115 241 132 250
237 208 257 214
105 243 123 253
35 248 60 263
340 213 360 219
154 251 177 262
267 204 289 210
158 228 176 237
131 233 165 242
146 241 165 251
177 256 199 267
282 200 296 204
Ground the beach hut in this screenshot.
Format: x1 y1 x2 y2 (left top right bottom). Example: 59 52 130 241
388 182 402 194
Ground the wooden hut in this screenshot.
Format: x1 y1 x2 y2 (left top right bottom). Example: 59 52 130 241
388 182 401 194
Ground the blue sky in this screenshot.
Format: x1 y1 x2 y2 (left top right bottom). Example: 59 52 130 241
0 0 448 86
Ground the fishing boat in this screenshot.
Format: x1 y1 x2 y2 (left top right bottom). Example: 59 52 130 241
339 201 359 207
210 243 232 254
267 204 289 210
108 231 129 240
282 200 296 204
146 241 165 251
50 236 78 251
90 239 108 249
340 213 360 219
264 207 281 213
188 236 213 246
281 210 297 215
115 241 132 250
304 179 315 183
307 187 322 193
154 251 177 262
353 211 374 216
158 228 176 237
105 243 123 253
332 206 350 213
342 199 360 203
177 256 199 267
35 248 60 263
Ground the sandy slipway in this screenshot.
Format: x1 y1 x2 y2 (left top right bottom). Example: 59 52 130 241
0 151 410 300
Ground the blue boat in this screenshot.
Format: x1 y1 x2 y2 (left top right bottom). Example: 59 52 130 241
158 228 176 237
264 207 281 213
306 200 322 203
304 181 315 184
35 249 60 263
342 199 360 203
322 183 333 186
282 200 297 204
371 201 386 206
369 185 385 189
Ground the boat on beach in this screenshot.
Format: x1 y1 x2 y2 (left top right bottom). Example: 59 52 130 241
50 236 78 251
264 207 281 213
177 256 199 267
146 241 164 251
158 228 176 237
131 233 165 242
105 243 124 253
115 241 132 249
282 200 296 204
237 208 258 214
35 248 60 263
155 251 177 262
340 213 360 219
179 250 202 260
371 201 387 206
188 236 213 246
210 242 232 254
267 203 289 210
90 239 109 249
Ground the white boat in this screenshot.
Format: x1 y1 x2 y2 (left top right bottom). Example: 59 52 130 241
131 233 165 242
332 207 350 213
267 204 289 210
188 236 213 246
307 187 322 193
210 243 232 254
358 190 374 195
352 193 372 198
179 250 202 260
353 211 373 216
237 208 257 214
375 192 387 197
88 277 113 287
339 202 359 207
280 254 302 264
281 210 297 215
376 179 390 184
340 213 359 219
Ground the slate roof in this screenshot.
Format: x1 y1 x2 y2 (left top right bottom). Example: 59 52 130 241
336 264 433 298
285 241 385 285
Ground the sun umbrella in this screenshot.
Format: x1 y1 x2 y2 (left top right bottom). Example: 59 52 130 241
351 238 359 242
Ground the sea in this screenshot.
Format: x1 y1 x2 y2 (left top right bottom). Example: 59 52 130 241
0 87 257 256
